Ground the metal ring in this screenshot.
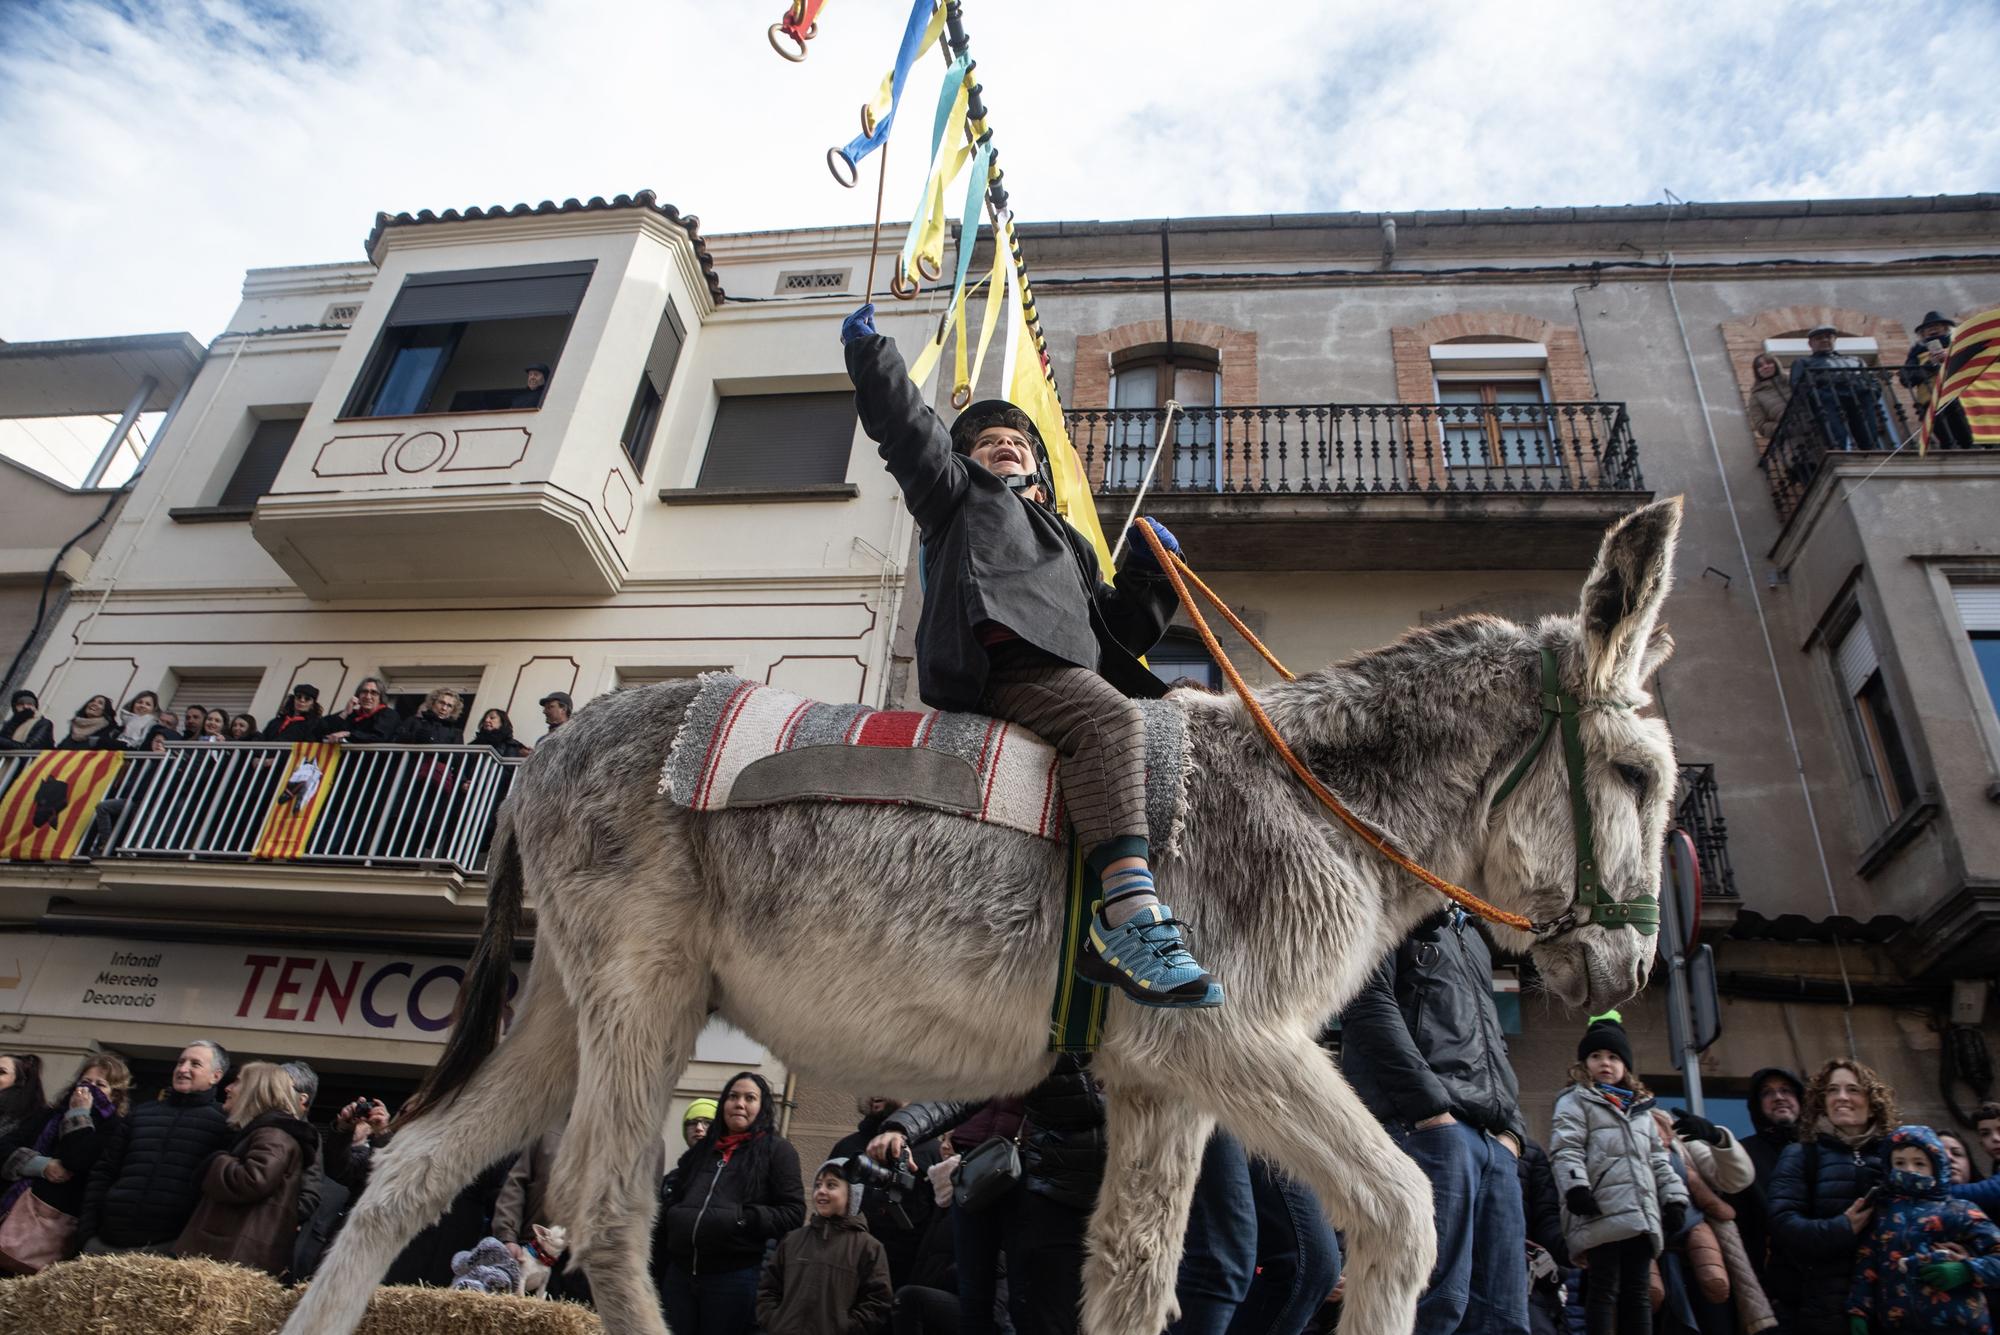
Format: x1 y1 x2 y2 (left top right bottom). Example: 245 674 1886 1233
768 24 808 61
889 270 919 301
951 385 973 410
825 147 858 189
860 104 878 137
916 253 943 282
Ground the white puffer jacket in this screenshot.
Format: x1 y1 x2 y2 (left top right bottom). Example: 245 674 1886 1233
1550 1082 1688 1257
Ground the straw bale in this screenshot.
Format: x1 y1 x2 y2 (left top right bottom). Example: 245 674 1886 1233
0 1253 603 1335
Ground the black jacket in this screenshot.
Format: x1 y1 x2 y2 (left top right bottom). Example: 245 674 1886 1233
1765 1132 1887 1335
315 705 400 744
846 334 1175 712
883 1054 1107 1212
0 710 54 750
395 710 464 745
80 1087 232 1247
656 1133 806 1274
262 712 322 743
829 1111 937 1289
1730 1066 1803 1283
1337 909 1526 1141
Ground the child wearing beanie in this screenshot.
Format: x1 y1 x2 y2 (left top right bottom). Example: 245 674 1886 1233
1551 1012 1689 1335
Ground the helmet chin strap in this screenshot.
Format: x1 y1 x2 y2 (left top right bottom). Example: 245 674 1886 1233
1002 469 1054 506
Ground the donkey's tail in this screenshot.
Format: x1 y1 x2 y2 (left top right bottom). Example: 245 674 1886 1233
402 814 525 1124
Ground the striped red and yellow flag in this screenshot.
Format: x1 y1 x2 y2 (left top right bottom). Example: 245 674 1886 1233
1926 307 2000 452
0 750 125 861
251 742 344 861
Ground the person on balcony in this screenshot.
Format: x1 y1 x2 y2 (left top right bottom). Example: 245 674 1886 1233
0 690 55 751
472 708 530 758
1790 326 1885 451
180 706 205 741
196 709 229 744
396 688 466 745
57 696 120 750
261 685 324 743
1902 310 1972 451
227 713 258 741
114 691 161 749
317 678 399 744
512 363 551 409
1746 353 1793 444
539 691 573 733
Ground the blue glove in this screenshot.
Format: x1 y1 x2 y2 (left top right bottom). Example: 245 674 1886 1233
840 303 878 346
1129 517 1179 568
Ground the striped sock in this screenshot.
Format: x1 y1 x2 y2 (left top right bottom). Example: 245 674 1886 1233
1100 866 1159 927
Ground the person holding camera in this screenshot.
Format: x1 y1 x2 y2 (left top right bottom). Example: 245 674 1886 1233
654 1071 805 1335
325 1094 392 1194
756 1158 894 1335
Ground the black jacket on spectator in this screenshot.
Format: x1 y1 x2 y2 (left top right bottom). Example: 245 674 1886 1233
883 1054 1107 1212
79 1087 232 1247
315 705 400 744
845 332 1175 712
262 712 321 743
16 1104 121 1217
656 1132 805 1275
1336 908 1527 1141
1729 1066 1803 1285
57 715 121 751
0 708 54 750
395 710 464 745
1517 1137 1570 1335
1765 1130 1887 1335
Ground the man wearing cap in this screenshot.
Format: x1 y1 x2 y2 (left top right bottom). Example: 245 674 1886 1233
840 302 1221 1009
263 683 324 742
1790 324 1885 450
512 364 551 409
1902 311 1971 450
540 691 573 733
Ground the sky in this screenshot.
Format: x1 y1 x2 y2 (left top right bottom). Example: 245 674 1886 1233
2 0 1998 347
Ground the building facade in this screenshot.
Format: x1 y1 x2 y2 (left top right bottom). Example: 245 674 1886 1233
2 190 1997 1164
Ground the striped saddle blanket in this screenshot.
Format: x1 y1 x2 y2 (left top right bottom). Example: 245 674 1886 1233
659 673 1188 849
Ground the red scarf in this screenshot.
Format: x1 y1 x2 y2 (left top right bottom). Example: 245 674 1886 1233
714 1129 761 1164
276 714 307 733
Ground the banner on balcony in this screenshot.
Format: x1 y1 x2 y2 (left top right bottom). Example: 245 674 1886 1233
252 742 345 861
1925 306 2000 452
0 750 125 861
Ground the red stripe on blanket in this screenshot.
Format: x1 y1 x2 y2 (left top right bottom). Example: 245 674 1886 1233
775 699 813 752
855 711 925 749
694 683 756 808
980 725 1008 821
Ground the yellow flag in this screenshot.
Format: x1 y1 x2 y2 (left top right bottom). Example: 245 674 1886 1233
1004 279 1111 575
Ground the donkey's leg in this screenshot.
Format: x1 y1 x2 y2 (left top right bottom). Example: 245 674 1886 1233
1080 1080 1214 1335
1190 1034 1433 1335
282 975 578 1335
552 951 712 1335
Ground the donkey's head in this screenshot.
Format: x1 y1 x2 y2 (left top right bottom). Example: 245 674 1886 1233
1481 497 1683 1013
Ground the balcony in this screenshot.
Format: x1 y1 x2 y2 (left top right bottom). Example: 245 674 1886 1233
1065 401 1649 570
1673 762 1738 938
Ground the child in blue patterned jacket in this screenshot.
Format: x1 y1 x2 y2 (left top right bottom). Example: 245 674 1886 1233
1847 1125 2000 1333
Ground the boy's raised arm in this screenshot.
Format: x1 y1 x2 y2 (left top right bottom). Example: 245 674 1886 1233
843 306 966 537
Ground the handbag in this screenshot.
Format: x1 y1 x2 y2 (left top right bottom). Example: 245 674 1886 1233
0 1188 78 1274
952 1122 1025 1214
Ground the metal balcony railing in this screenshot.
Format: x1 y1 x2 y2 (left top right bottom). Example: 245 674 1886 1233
0 742 521 876
1755 367 1965 525
1673 762 1736 899
1064 401 1645 496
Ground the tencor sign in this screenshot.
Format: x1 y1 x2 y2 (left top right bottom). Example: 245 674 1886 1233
0 933 765 1063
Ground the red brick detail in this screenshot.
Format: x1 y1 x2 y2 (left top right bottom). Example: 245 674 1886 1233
1718 304 1910 410
1388 311 1596 487
1071 319 1259 409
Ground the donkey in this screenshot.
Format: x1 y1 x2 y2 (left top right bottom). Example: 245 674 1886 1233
283 497 1683 1335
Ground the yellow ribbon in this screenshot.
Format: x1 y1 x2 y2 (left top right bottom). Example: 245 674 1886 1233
862 3 945 137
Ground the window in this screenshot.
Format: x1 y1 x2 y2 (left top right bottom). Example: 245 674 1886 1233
218 416 302 508
1107 345 1220 489
1762 334 1881 372
341 261 594 418
1431 340 1557 472
167 671 263 718
696 392 854 489
776 269 851 293
377 669 481 739
615 666 715 689
619 299 686 473
1954 586 2000 721
1832 615 1918 822
1147 632 1221 691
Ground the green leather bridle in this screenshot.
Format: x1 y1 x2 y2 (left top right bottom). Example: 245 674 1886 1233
1489 648 1660 938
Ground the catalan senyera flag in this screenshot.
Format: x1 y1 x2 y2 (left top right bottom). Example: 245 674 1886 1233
1925 306 2000 452
0 750 125 861
252 742 344 860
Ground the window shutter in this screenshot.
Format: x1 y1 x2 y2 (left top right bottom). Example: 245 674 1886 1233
697 392 855 488
1835 618 1881 697
386 261 595 326
169 672 263 717
219 418 302 508
642 302 687 398
1954 585 2000 632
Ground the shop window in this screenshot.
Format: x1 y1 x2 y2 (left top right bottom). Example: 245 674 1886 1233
619 298 687 474
1107 345 1220 489
1147 631 1222 691
341 261 594 418
1954 585 2000 722
1831 614 1918 823
217 415 302 508
696 392 854 489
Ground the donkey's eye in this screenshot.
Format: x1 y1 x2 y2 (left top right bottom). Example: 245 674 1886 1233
1614 762 1650 796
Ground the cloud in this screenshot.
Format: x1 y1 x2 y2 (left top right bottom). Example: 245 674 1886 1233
2 0 1995 345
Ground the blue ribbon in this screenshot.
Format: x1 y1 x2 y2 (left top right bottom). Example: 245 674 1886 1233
833 0 936 176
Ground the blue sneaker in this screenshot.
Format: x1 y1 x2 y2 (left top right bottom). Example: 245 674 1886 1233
1079 903 1224 1008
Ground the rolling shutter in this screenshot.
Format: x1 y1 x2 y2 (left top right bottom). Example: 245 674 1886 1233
1834 617 1880 697
1955 585 2000 632
169 672 263 717
385 261 596 327
218 417 302 508
696 392 855 488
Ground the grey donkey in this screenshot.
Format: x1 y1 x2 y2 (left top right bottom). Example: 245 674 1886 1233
283 497 1684 1335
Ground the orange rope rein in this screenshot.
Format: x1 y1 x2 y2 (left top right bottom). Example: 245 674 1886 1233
1134 522 1534 933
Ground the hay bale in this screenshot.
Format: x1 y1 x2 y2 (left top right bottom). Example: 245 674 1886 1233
0 1253 603 1335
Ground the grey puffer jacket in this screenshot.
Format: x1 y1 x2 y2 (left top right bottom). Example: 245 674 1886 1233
1550 1082 1687 1258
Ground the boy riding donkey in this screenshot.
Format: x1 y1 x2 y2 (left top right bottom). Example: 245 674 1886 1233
841 303 1221 1009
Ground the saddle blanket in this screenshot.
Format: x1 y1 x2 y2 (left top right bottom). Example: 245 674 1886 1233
659 673 1188 849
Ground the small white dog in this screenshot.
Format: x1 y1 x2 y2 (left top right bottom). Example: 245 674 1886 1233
518 1223 568 1299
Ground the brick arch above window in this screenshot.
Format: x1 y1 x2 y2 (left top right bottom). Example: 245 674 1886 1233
1390 311 1596 404
1072 318 1258 408
1718 304 1911 402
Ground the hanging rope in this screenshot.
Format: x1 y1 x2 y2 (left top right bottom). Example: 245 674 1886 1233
1132 522 1535 933
769 0 828 61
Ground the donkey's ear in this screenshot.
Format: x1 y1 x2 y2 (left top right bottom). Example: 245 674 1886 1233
1636 624 1675 684
1578 497 1683 694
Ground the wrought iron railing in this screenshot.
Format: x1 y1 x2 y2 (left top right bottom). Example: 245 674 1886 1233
0 743 521 876
1755 367 1957 525
1063 401 1644 496
1673 762 1736 898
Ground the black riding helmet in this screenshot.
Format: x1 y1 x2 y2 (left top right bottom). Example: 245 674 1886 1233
952 398 1054 504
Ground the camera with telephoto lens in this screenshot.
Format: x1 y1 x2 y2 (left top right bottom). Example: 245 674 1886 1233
844 1152 919 1230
